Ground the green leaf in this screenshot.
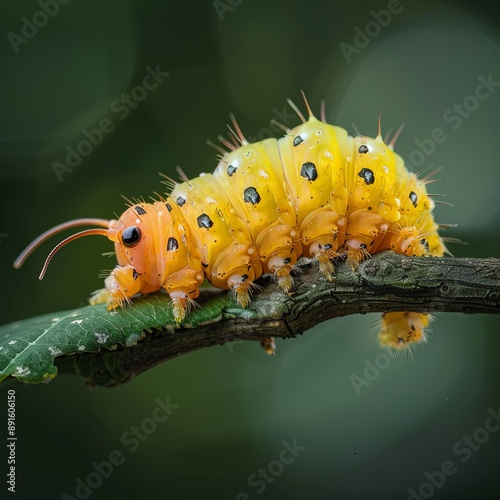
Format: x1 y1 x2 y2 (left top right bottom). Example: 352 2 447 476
0 291 248 385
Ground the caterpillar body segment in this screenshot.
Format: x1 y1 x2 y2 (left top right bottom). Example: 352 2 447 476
211 138 302 292
15 95 448 347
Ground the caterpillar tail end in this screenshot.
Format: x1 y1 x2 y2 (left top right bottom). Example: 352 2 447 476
261 337 276 357
378 312 430 350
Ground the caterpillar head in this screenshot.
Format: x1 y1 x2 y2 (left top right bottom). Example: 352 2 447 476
13 203 162 281
106 204 159 275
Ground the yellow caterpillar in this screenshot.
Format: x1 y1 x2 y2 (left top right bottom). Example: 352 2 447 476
14 94 450 350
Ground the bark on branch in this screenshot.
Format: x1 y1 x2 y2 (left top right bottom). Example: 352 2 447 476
55 252 500 387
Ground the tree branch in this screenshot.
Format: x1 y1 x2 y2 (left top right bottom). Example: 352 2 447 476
55 252 500 387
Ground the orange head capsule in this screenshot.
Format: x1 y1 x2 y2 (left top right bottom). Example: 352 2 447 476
13 204 165 281
13 202 204 322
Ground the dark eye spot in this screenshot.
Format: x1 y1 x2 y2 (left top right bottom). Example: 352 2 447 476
300 162 318 181
165 203 172 212
122 226 141 247
243 187 261 204
176 196 186 207
167 237 179 251
227 165 237 177
409 191 418 208
197 213 214 229
134 205 147 215
293 135 304 147
358 144 369 154
358 168 375 185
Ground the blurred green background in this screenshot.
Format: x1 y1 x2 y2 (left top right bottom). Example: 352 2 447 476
1 0 500 498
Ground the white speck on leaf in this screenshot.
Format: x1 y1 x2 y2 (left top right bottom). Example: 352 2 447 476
71 319 83 325
94 332 109 344
8 340 17 345
78 345 85 351
15 365 30 376
48 347 62 356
